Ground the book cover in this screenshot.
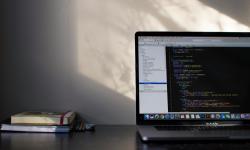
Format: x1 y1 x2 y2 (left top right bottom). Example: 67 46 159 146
0 124 70 133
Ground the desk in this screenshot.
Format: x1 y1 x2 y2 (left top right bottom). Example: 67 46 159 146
1 125 250 150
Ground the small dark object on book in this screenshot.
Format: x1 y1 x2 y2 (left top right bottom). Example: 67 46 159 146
85 123 95 131
74 119 85 132
73 115 95 132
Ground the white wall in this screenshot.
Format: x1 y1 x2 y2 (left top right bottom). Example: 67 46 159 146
1 0 250 124
75 0 250 100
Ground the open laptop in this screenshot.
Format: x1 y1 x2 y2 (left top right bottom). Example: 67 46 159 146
135 32 250 141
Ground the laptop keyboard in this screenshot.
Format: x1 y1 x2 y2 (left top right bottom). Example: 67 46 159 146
155 125 250 131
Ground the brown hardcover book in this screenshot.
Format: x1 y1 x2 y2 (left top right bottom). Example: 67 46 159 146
11 111 76 125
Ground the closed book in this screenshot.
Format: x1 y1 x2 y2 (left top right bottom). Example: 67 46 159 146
11 111 76 125
0 124 70 133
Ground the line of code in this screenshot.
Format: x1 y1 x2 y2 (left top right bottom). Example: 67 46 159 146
167 47 250 113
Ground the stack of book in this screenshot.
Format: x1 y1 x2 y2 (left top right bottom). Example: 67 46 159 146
0 111 78 133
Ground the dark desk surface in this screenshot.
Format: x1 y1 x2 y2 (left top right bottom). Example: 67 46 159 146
1 125 250 150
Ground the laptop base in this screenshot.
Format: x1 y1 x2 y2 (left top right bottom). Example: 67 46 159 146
138 125 250 141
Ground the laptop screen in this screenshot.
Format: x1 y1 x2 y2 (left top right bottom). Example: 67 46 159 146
137 32 250 122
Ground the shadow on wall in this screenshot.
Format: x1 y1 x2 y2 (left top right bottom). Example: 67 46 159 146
69 74 136 124
200 0 250 27
75 0 250 100
0 0 135 125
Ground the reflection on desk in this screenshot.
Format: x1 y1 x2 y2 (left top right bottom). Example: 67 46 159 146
1 126 250 150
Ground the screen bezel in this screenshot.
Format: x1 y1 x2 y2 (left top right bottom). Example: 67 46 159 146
135 31 250 125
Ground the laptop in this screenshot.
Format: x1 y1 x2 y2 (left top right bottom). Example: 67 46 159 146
135 32 250 141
